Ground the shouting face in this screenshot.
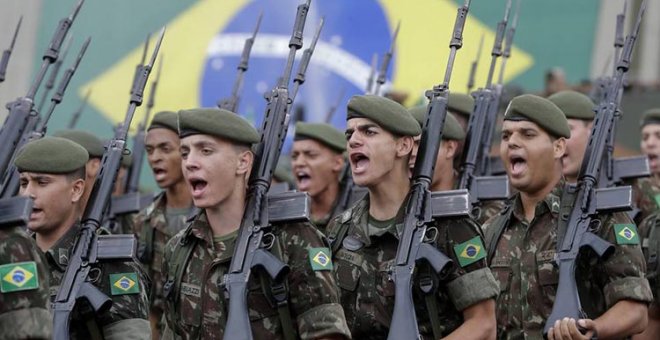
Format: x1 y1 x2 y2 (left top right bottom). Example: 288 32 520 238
641 124 660 176
291 139 343 197
146 128 185 189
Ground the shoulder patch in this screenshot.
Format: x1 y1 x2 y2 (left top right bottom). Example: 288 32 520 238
110 272 140 295
614 224 640 245
453 236 486 267
308 247 333 271
654 194 660 208
0 261 39 293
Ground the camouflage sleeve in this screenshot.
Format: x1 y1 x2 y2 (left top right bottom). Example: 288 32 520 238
159 230 183 336
597 212 653 307
0 227 52 340
95 260 151 335
102 318 151 339
279 222 351 340
436 217 499 311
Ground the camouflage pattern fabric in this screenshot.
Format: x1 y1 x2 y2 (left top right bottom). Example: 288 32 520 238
0 226 52 340
632 177 660 226
638 212 660 302
475 200 506 225
326 195 499 339
44 223 151 339
133 192 190 318
161 210 351 340
483 181 653 339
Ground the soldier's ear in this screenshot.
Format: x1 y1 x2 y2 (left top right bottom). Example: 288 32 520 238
236 149 253 176
332 153 344 172
444 140 458 160
71 178 85 204
395 135 414 158
553 137 566 159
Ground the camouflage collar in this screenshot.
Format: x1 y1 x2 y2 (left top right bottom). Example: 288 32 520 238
345 194 406 245
144 191 167 220
511 179 564 223
44 223 82 271
184 210 215 247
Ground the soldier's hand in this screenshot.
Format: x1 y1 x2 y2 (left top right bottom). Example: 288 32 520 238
547 318 597 340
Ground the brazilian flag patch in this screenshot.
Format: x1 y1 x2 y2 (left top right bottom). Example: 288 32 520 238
453 236 486 267
614 224 639 245
654 194 660 208
0 261 39 293
110 273 140 295
309 248 333 271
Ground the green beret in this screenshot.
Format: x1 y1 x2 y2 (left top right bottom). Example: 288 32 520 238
294 122 345 153
53 129 105 158
148 111 178 132
177 108 260 145
448 93 474 117
121 151 133 168
15 137 89 174
504 94 570 138
347 95 421 136
641 108 660 127
547 90 595 120
409 105 465 141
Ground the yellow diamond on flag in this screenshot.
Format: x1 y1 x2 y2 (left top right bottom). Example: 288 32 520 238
460 243 482 259
313 250 330 267
114 276 136 292
3 266 34 288
618 227 636 241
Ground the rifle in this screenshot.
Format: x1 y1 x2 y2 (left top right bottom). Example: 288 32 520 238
289 17 324 104
218 13 262 112
51 28 164 340
388 1 470 338
222 2 312 339
365 53 378 94
1 38 90 199
0 0 84 182
544 1 646 335
324 86 345 124
0 16 23 84
68 88 91 129
466 32 484 94
37 34 73 113
457 0 512 210
372 21 400 96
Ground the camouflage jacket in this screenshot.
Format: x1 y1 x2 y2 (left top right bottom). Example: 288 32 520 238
631 177 660 225
326 195 499 339
475 200 506 225
638 212 660 302
161 210 351 340
133 192 190 315
44 223 151 340
0 225 52 340
482 181 653 339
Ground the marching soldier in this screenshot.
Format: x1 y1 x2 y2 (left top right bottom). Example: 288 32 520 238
160 108 351 339
483 94 652 339
327 95 498 339
17 136 151 339
132 111 193 339
291 122 346 233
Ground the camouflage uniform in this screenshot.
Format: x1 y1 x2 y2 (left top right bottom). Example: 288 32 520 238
638 212 660 303
0 226 52 339
161 210 351 339
133 192 191 321
483 181 653 339
475 200 506 225
632 177 660 226
44 223 151 339
327 195 499 339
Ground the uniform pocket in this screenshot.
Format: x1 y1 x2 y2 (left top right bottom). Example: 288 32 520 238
376 260 395 297
536 250 559 304
335 249 362 292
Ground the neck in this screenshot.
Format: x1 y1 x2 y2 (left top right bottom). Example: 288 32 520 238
166 179 193 209
206 185 246 238
653 173 660 184
520 167 562 222
310 181 340 221
368 165 410 220
565 173 578 184
35 213 78 252
431 166 456 192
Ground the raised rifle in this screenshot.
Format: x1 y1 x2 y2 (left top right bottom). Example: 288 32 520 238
36 34 73 113
51 28 164 340
324 86 345 124
365 52 378 93
372 21 400 96
387 1 471 338
68 88 91 129
543 1 646 336
0 16 23 84
218 13 262 112
0 0 84 181
457 0 513 212
1 38 91 199
466 32 484 94
289 17 324 104
222 2 312 339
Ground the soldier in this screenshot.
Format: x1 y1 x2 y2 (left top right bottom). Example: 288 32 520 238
634 212 660 340
0 205 52 339
160 108 351 339
291 122 346 233
16 136 151 339
547 90 595 185
53 129 105 212
483 94 652 339
132 111 193 339
327 95 498 339
634 108 660 224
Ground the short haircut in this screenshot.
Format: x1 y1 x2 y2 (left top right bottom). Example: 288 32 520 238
66 166 86 181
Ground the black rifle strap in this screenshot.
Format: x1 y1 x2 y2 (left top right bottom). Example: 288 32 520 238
485 205 513 265
556 184 578 253
418 263 442 340
137 219 155 263
85 318 104 340
264 236 297 340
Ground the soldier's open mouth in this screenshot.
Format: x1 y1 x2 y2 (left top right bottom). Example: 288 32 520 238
153 168 167 180
296 171 312 189
189 179 208 195
350 153 369 174
510 155 527 176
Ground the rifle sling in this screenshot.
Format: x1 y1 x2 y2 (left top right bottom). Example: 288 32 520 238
556 184 579 254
